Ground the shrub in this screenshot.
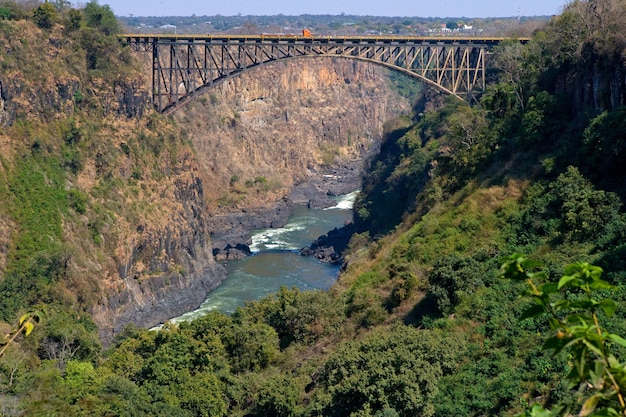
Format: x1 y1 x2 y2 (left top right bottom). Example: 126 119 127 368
237 287 346 348
83 0 120 35
64 8 82 33
582 108 626 179
67 189 88 214
33 3 58 29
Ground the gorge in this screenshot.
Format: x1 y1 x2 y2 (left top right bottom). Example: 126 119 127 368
95 57 413 341
0 16 414 343
4 2 626 415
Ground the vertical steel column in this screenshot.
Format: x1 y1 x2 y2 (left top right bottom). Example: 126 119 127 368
152 38 159 111
481 48 485 91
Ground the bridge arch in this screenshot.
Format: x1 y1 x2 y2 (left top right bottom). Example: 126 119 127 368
122 35 505 113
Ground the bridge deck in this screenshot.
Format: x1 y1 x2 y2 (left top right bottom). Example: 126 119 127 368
121 34 527 47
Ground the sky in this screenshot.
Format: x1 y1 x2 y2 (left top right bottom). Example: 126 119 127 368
97 0 570 18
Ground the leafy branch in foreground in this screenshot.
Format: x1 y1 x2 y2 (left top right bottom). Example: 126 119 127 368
500 255 626 417
0 309 44 358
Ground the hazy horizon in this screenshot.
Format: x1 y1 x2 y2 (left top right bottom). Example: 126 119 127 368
100 0 569 18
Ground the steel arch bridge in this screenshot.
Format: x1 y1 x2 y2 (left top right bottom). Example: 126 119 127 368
121 34 518 113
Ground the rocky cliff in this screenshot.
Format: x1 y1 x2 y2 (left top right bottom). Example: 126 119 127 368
173 58 410 254
0 19 411 342
175 58 408 206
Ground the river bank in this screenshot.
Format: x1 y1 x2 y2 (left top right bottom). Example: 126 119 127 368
159 192 356 326
208 159 364 261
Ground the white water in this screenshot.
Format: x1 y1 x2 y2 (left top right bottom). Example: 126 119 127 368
155 192 357 327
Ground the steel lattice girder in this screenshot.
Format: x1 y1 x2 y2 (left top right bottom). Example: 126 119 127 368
121 35 504 113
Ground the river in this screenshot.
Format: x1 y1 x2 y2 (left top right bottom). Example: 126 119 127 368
163 191 357 325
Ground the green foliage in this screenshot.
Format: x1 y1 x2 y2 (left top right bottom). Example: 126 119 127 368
63 360 99 401
67 188 88 214
64 8 82 33
312 326 465 417
33 3 58 29
7 153 67 259
440 103 499 181
254 374 300 417
225 322 279 373
511 166 626 248
34 309 101 371
550 167 624 244
426 254 485 316
0 152 72 320
517 91 562 147
582 108 626 181
83 0 120 35
70 2 130 75
79 26 121 71
388 270 419 309
237 287 346 348
229 173 240 187
501 255 626 416
103 324 228 415
0 1 29 21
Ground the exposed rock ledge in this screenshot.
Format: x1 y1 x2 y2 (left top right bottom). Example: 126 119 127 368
208 159 364 260
300 222 357 264
92 176 228 345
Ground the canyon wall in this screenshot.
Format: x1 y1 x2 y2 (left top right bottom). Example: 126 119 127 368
173 57 410 211
0 20 411 343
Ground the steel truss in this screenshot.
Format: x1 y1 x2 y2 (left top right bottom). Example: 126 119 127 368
122 35 501 113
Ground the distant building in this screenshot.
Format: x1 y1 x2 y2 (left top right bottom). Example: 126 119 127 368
160 24 177 33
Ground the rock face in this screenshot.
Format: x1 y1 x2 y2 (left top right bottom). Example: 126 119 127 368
89 57 410 340
175 58 409 259
172 58 408 210
0 20 411 343
90 174 227 344
300 223 357 264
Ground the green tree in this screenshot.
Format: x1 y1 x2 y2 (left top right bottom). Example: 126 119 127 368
550 166 624 244
582 108 626 178
33 2 58 29
313 326 465 417
63 360 101 403
501 255 626 416
255 374 299 417
64 7 83 33
517 91 561 147
225 322 279 373
237 287 346 348
0 343 31 388
446 21 459 30
83 0 120 35
34 309 101 372
442 103 499 182
492 39 542 111
177 371 226 417
427 254 485 315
